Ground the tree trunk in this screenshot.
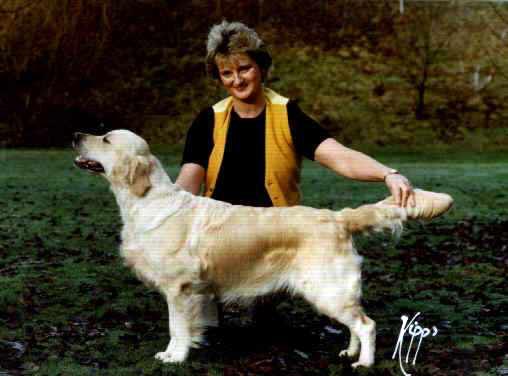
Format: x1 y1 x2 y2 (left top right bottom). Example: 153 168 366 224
321 0 329 19
216 0 222 18
416 46 430 120
258 0 264 24
415 82 426 120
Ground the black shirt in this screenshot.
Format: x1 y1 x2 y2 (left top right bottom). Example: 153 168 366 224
181 100 330 207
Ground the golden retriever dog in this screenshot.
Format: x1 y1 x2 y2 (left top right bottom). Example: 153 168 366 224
73 129 453 368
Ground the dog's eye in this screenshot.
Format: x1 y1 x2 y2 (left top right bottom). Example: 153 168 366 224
103 137 110 144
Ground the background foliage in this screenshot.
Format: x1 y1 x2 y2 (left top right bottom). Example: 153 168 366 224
1 0 508 148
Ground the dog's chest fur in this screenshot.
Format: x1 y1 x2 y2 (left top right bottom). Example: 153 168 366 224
120 225 160 288
119 214 203 293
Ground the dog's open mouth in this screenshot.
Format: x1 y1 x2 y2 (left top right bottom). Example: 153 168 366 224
74 156 105 173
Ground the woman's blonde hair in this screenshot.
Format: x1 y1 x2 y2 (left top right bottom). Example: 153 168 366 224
205 20 272 80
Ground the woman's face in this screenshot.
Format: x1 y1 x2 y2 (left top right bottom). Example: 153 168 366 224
215 53 263 103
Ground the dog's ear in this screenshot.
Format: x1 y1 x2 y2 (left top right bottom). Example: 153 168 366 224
128 156 152 197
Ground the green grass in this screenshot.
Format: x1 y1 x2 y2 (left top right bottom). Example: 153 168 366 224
0 149 507 375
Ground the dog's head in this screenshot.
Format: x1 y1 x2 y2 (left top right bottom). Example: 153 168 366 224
73 129 153 197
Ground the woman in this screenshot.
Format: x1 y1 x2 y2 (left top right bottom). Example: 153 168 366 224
176 20 416 208
174 20 419 328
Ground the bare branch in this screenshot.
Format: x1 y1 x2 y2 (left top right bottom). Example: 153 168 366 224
0 1 34 14
490 2 508 26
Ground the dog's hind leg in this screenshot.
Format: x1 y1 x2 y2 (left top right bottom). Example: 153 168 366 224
303 290 375 368
334 305 376 368
291 252 375 368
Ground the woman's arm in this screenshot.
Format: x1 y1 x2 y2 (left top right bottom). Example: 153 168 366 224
175 163 206 195
176 107 214 195
314 138 415 207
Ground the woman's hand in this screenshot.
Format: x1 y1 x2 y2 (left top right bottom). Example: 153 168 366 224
385 173 416 208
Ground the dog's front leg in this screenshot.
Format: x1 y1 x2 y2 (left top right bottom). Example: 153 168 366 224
155 299 192 363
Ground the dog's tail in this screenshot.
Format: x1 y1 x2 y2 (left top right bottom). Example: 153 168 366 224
338 204 406 237
338 189 454 237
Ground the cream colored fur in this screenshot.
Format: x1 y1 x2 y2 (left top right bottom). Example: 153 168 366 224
74 129 411 368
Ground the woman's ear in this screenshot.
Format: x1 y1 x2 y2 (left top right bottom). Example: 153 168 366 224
128 156 152 197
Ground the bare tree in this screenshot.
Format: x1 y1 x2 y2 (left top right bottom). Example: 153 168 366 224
0 0 113 145
391 2 459 119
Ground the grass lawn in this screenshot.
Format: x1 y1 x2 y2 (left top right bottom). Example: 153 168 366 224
0 148 507 375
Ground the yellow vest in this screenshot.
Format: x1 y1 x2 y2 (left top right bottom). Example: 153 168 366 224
205 88 301 206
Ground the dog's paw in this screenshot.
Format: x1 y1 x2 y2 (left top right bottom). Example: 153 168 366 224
351 359 374 369
154 348 188 363
155 351 173 363
339 349 358 358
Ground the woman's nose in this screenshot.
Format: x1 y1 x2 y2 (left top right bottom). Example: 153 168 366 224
232 72 243 86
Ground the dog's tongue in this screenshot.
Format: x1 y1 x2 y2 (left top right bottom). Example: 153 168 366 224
74 156 104 172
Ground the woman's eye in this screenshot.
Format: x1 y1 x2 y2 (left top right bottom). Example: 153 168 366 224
103 137 110 144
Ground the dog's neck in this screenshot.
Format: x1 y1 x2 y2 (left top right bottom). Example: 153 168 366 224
110 156 195 232
111 157 168 215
